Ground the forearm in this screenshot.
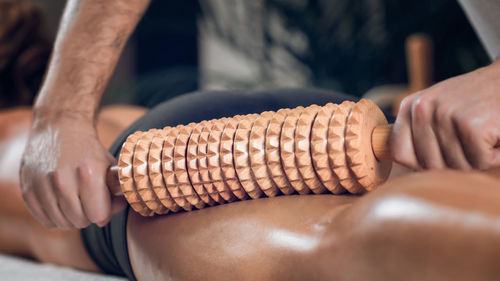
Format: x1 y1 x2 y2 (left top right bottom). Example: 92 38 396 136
459 0 500 61
34 0 150 122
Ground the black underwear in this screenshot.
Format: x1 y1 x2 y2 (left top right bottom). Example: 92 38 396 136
80 88 358 281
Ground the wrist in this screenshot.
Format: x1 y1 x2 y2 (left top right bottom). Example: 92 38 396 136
33 87 98 124
32 105 97 128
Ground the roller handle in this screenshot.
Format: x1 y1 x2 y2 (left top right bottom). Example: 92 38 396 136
371 125 393 161
106 165 122 196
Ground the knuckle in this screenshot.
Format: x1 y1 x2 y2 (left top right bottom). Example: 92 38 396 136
455 117 477 138
77 164 93 186
51 169 77 197
434 104 454 125
50 170 64 191
399 96 412 112
411 95 434 121
399 93 419 113
21 190 36 204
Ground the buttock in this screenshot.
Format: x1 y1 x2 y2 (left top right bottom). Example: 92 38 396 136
81 88 357 280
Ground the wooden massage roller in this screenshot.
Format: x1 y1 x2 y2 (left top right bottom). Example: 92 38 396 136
111 99 395 216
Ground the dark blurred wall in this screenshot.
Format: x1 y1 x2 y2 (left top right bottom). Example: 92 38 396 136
108 0 200 107
136 0 199 75
382 0 489 87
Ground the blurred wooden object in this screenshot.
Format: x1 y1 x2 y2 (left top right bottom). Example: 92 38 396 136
393 33 434 115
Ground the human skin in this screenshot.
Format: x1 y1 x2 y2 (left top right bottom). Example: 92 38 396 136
0 105 145 271
20 0 151 230
391 59 500 171
4 107 500 280
21 0 500 232
127 171 500 281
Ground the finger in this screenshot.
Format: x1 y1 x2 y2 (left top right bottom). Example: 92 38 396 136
411 95 446 170
20 169 55 228
37 175 73 229
433 104 472 170
78 163 112 226
391 94 420 170
21 188 55 228
51 168 91 228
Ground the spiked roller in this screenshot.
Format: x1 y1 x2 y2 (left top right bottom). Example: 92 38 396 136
107 99 472 216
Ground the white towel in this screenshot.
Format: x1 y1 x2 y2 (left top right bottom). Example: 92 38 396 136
0 254 127 281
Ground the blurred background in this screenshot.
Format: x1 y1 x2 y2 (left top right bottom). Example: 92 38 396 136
0 0 489 113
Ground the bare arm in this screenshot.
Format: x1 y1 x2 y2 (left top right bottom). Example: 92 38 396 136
21 0 151 229
35 0 149 119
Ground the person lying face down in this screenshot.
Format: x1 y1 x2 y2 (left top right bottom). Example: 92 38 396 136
3 89 500 281
3 0 500 280
19 0 500 235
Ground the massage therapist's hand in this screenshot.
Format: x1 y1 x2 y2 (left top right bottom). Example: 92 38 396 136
20 114 125 229
15 0 151 229
391 60 500 171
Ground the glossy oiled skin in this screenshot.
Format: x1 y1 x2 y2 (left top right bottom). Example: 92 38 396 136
2 107 500 281
127 171 500 281
128 195 355 281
